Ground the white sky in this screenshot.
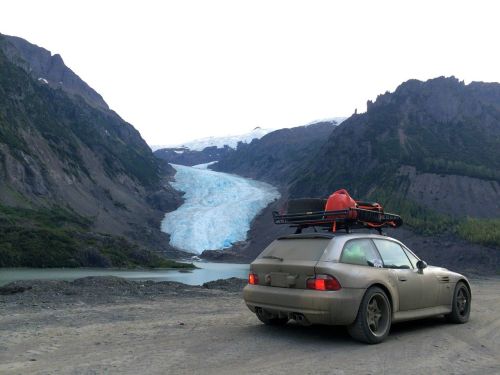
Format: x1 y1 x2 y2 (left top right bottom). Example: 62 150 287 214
2 1 500 145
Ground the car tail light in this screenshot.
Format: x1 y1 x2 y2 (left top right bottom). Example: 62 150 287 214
248 273 259 285
306 274 341 291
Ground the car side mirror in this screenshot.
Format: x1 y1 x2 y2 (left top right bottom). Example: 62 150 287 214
416 260 427 271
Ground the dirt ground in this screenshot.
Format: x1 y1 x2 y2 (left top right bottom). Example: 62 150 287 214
0 277 499 375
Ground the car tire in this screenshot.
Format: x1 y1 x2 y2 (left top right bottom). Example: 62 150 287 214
445 281 471 324
255 309 288 326
347 286 392 344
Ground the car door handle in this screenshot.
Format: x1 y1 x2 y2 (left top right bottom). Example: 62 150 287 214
398 277 407 282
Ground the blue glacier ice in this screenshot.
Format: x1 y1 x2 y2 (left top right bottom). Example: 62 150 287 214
161 164 280 254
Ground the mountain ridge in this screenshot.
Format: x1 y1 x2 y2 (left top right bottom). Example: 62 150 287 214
0 33 109 111
153 119 343 168
151 126 273 152
0 34 186 267
209 76 500 269
289 76 500 220
212 121 339 186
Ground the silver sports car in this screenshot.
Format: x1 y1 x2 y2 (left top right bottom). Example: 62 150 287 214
243 233 471 344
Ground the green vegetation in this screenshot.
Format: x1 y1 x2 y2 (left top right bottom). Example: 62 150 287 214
370 188 500 248
370 187 456 236
419 158 500 182
457 218 500 248
0 204 193 269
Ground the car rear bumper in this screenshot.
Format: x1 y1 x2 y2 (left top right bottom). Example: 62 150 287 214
243 284 364 325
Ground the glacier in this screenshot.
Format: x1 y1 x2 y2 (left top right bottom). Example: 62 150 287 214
161 164 280 254
150 127 273 151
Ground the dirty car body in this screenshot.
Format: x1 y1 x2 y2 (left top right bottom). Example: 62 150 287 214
243 233 471 344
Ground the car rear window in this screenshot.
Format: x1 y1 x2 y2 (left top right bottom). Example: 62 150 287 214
259 238 331 261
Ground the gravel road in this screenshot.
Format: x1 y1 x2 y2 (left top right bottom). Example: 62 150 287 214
0 277 499 375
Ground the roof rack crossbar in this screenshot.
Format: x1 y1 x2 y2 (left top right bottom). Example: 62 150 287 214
272 207 402 233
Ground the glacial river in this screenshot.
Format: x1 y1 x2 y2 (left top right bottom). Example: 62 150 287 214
0 262 249 287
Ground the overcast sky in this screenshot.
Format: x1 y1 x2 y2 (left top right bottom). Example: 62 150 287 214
2 1 500 145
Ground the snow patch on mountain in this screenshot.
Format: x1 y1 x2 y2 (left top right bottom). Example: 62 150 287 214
151 127 272 152
151 117 347 152
161 164 280 254
305 117 347 126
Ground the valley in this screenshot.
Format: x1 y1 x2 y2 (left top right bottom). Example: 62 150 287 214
0 33 499 279
2 4 500 375
155 85 500 274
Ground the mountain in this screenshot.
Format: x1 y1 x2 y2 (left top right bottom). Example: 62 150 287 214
289 77 500 219
0 34 108 111
151 127 273 151
212 77 500 271
212 121 339 186
285 77 500 253
154 120 343 168
0 34 186 268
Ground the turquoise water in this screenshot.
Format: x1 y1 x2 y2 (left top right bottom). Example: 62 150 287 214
0 262 249 287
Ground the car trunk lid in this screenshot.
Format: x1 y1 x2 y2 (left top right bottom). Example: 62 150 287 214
250 236 332 289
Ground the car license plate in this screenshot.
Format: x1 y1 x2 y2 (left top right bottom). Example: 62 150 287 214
270 272 290 287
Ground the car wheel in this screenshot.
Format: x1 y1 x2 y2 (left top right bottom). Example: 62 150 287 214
255 309 288 326
446 281 471 324
347 286 392 344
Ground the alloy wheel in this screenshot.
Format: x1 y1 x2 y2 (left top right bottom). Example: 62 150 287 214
366 294 389 335
456 287 468 316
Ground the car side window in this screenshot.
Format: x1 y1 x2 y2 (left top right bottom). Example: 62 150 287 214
373 239 413 269
340 239 383 268
403 247 419 268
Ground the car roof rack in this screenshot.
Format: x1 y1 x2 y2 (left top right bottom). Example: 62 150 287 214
272 207 403 235
277 233 337 240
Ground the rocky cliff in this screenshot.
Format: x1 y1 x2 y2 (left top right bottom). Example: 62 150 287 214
213 121 338 186
289 77 500 221
211 77 500 269
0 34 184 267
0 34 108 111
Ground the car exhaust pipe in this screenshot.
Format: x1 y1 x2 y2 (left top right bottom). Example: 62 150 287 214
255 307 286 320
290 312 311 326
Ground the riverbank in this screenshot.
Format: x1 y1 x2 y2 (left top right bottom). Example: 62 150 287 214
0 276 247 305
0 262 249 287
1 276 499 374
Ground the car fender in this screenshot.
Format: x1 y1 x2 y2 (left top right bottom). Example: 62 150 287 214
315 261 400 315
